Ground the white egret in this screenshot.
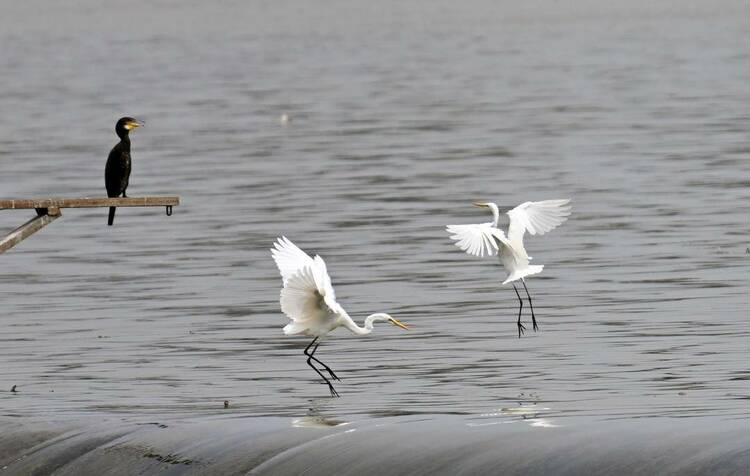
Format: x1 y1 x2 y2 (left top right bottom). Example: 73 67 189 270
271 237 409 397
447 199 571 337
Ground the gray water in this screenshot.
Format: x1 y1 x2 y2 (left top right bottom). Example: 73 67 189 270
1 0 750 425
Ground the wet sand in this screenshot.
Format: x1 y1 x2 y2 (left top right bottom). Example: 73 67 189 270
3 414 750 475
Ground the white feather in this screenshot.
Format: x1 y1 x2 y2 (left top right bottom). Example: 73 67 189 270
507 199 571 243
280 266 323 323
447 199 571 285
272 237 347 335
446 223 509 258
271 236 315 286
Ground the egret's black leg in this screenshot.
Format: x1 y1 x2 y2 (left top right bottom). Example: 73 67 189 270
309 342 341 381
305 355 339 397
522 280 538 332
303 338 339 397
304 337 318 356
512 283 526 338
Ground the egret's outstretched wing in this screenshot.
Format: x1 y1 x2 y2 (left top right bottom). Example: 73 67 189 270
271 236 314 285
446 223 509 257
312 255 340 313
279 266 331 323
275 241 345 333
507 199 571 242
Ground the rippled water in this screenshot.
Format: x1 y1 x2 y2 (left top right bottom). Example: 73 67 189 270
1 1 750 424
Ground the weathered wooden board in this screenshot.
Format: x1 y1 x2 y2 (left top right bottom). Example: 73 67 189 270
0 196 179 210
0 208 61 253
0 196 179 254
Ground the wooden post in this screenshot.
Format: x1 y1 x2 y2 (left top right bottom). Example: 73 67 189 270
0 208 61 253
0 196 179 254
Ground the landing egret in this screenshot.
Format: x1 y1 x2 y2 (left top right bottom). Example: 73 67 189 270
447 199 571 337
271 237 409 397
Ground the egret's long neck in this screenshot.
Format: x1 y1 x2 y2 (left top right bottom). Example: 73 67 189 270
488 203 500 227
342 314 381 336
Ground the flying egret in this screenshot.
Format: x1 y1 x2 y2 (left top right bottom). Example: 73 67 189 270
447 199 571 337
271 237 409 397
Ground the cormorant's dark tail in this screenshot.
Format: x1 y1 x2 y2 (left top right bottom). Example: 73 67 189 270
108 206 116 226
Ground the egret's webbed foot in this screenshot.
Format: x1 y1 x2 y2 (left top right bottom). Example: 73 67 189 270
308 357 339 396
517 321 526 338
326 382 340 397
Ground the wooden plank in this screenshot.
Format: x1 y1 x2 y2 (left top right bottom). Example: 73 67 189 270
0 196 179 210
0 209 61 254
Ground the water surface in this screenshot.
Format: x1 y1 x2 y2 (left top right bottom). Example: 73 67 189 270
1 0 750 424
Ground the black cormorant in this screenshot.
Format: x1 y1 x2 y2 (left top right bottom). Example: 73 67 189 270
105 117 142 226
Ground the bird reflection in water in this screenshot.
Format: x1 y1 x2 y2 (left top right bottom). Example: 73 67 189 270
292 406 350 428
468 393 559 428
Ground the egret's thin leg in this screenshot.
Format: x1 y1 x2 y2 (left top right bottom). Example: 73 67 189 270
303 337 318 356
304 338 339 397
309 342 341 381
512 283 526 338
306 355 339 397
304 338 339 382
521 280 538 332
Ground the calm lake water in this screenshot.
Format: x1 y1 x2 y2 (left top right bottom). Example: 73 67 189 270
1 0 750 425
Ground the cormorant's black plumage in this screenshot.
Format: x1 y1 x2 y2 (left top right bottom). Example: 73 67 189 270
105 117 140 226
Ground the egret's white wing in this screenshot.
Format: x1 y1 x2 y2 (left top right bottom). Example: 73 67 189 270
507 199 571 242
446 223 509 257
280 256 343 323
313 255 343 314
271 236 314 285
280 266 328 324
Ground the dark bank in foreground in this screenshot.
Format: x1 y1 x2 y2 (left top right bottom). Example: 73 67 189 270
2 414 749 475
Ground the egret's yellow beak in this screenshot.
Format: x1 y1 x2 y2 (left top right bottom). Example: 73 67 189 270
124 120 143 130
473 202 489 208
389 318 409 330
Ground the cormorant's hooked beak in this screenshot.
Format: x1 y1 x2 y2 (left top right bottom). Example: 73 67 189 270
389 317 409 330
124 119 143 130
473 202 489 208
